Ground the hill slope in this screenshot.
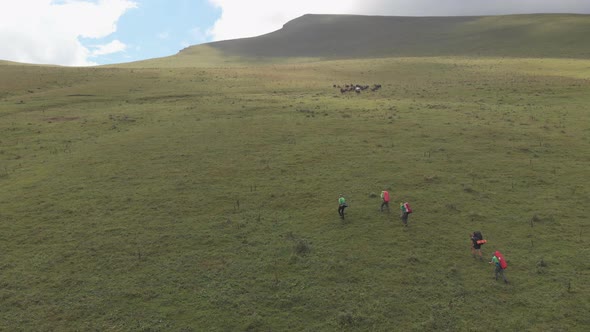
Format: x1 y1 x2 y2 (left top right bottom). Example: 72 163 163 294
180 14 590 60
1 13 590 332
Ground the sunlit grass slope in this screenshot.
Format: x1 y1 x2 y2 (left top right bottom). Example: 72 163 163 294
1 56 589 330
112 44 321 69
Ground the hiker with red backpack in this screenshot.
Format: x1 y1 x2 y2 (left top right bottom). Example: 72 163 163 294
489 251 509 284
380 190 390 212
399 202 412 226
470 231 486 261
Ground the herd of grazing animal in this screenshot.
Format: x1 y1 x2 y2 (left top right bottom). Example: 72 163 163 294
334 83 382 94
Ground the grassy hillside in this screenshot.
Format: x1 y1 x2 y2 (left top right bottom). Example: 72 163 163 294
1 55 589 330
113 45 322 69
177 14 590 61
0 60 36 66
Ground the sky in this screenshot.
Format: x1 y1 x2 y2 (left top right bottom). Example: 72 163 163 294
1 0 590 66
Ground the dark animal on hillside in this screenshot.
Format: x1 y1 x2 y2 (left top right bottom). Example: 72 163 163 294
334 83 381 94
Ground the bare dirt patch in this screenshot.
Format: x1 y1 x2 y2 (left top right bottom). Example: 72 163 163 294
44 116 80 122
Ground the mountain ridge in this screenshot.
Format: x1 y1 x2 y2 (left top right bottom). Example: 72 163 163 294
180 13 590 60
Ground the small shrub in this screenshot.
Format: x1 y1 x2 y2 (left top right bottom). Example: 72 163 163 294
337 312 355 327
294 239 311 256
243 313 264 332
445 204 459 212
424 174 438 183
407 254 420 264
449 264 459 275
463 186 477 194
536 257 548 268
536 257 548 274
179 328 195 332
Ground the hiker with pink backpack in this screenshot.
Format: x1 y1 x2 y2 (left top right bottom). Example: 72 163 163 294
380 190 390 212
399 201 412 226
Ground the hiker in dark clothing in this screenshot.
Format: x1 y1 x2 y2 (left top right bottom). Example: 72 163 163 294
470 231 485 261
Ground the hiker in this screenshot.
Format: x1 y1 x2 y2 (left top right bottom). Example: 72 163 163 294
338 194 348 219
489 251 509 284
380 190 390 212
400 202 412 226
470 231 485 260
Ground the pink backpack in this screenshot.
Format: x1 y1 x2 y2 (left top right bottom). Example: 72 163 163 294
403 202 412 213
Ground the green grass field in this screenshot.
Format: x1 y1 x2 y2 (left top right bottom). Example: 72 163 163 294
1 55 589 331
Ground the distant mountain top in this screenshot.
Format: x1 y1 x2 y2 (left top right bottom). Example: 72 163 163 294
0 60 30 66
181 13 590 59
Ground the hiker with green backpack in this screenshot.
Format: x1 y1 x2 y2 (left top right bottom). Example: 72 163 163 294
338 194 348 220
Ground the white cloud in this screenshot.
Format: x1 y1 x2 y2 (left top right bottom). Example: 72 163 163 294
352 0 590 17
157 31 170 39
90 39 127 56
189 27 209 42
206 0 359 41
207 0 590 41
0 0 136 66
180 27 212 49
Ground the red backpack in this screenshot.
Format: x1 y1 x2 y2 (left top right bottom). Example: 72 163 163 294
403 202 413 213
495 251 508 269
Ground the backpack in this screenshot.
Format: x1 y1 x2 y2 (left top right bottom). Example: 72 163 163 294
403 202 412 214
382 191 390 202
495 251 508 269
473 231 486 245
